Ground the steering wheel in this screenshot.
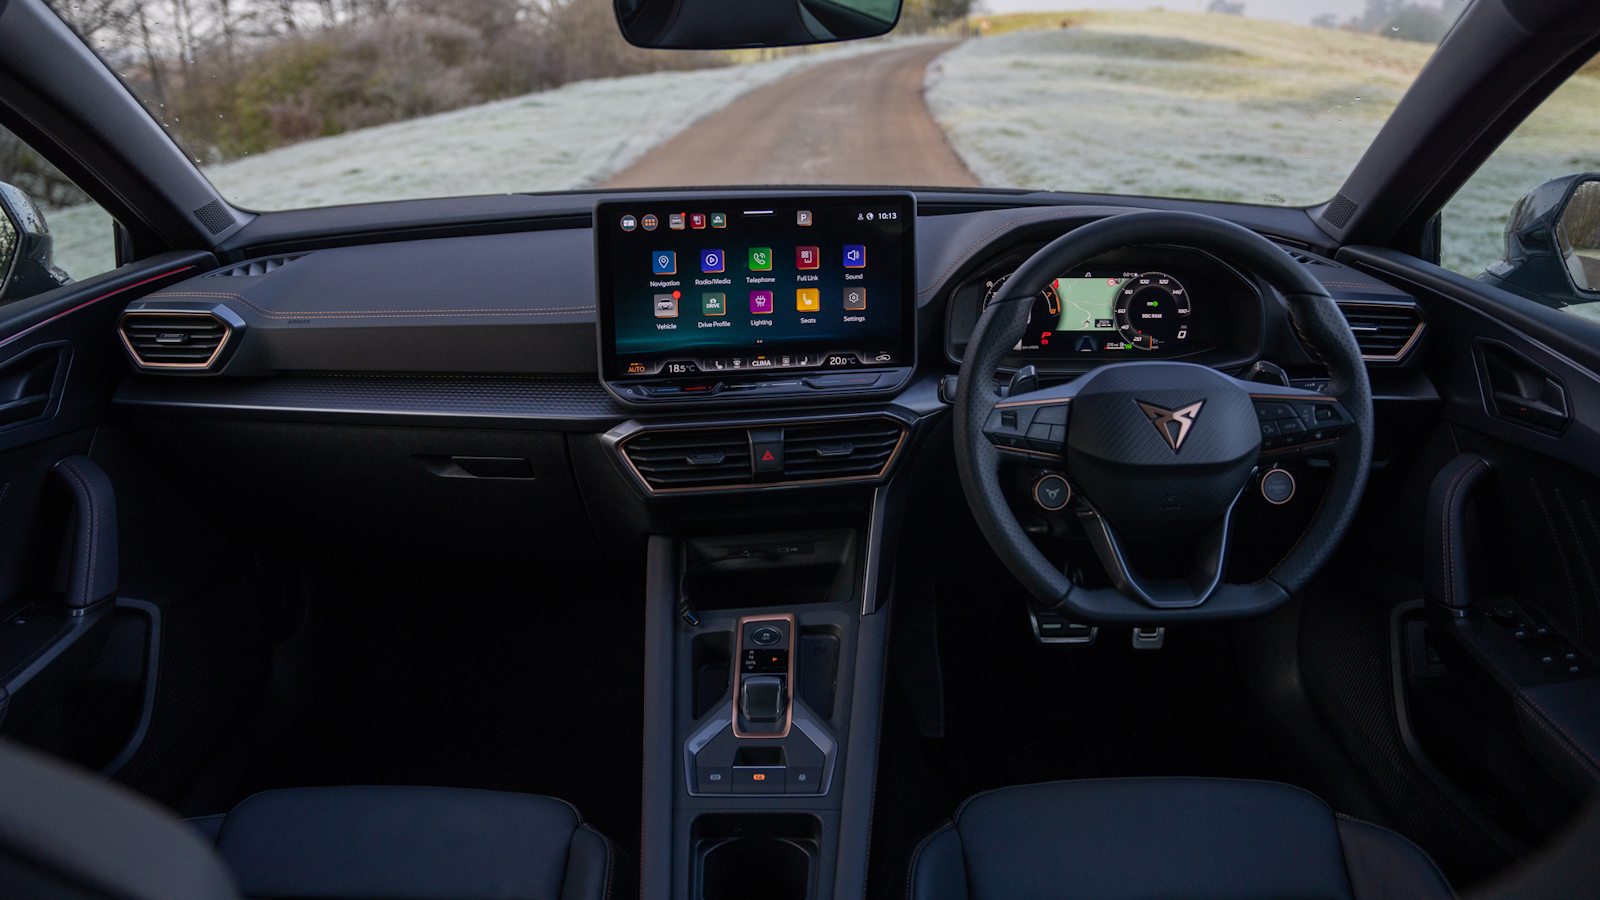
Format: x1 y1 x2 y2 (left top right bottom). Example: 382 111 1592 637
953 211 1373 623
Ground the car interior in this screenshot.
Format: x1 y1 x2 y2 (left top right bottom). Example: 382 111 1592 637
1 0 1599 898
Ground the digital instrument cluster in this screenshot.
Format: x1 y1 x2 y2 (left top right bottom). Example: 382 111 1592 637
947 246 1259 372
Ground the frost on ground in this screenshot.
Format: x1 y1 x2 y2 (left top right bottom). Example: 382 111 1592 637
927 11 1600 281
925 12 1430 207
202 40 915 211
40 39 915 281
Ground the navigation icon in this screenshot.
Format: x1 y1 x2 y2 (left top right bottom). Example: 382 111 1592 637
651 251 676 275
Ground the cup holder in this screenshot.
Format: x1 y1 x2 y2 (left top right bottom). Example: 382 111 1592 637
693 814 820 900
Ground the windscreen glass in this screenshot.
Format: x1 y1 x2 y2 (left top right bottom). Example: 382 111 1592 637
53 2 1464 215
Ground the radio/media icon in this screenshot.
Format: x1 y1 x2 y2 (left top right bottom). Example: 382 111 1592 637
652 251 676 275
701 249 724 273
844 286 866 310
654 293 678 317
843 245 865 268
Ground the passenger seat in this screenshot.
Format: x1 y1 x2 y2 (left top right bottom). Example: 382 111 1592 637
0 740 618 900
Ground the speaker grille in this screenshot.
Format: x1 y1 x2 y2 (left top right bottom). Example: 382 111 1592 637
193 199 236 235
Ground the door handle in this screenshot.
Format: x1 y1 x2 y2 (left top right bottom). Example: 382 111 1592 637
0 343 69 431
1472 339 1570 434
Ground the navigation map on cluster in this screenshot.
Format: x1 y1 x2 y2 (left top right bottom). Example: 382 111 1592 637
1051 277 1126 332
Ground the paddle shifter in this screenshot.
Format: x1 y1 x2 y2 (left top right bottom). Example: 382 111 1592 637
734 614 794 737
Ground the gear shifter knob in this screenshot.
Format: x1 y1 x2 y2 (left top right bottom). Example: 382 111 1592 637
741 675 786 723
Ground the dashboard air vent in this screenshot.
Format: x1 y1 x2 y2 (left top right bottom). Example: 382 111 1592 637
782 419 904 480
1337 302 1424 361
208 254 305 277
622 428 753 491
119 312 231 369
1280 246 1332 266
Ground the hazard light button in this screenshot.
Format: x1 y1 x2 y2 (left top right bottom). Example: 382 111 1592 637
752 441 784 473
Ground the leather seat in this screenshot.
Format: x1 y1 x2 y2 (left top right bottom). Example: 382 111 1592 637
907 777 1452 900
188 785 618 900
0 739 617 900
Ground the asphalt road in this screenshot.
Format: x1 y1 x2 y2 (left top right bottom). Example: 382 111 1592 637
603 42 977 189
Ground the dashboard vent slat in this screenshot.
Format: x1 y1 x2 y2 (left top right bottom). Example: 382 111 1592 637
119 312 232 369
782 421 904 479
623 428 753 490
1337 303 1424 361
207 254 305 277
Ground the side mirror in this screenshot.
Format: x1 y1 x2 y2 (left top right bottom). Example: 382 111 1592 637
615 0 902 49
1481 173 1600 314
0 182 71 304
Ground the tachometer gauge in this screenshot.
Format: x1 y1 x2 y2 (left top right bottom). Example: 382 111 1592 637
982 273 1061 315
1114 272 1191 350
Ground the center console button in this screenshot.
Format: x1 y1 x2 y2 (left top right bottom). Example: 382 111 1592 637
785 767 823 794
751 626 781 645
732 766 786 793
696 766 732 794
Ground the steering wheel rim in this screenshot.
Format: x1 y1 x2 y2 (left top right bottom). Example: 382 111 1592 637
953 210 1373 624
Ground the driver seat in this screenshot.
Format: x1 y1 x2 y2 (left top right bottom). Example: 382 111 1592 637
907 778 1452 900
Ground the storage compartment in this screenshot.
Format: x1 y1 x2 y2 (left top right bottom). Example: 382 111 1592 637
693 814 820 900
691 631 733 719
682 531 859 610
797 626 841 720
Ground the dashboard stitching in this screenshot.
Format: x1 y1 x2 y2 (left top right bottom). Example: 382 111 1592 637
916 208 1134 297
146 290 595 318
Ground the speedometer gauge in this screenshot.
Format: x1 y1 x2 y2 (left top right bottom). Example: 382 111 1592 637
1115 272 1191 350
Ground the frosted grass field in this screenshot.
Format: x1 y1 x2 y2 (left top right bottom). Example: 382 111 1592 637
926 11 1600 280
40 39 922 282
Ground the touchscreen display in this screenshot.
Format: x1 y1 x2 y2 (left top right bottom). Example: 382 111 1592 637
595 195 915 381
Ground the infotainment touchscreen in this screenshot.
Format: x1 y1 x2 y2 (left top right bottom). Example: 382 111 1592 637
595 194 915 395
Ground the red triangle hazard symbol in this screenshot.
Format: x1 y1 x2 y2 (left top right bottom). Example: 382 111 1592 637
761 450 775 461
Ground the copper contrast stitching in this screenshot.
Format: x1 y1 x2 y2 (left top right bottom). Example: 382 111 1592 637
915 208 1135 296
905 821 955 900
1439 459 1481 608
1517 692 1600 776
145 290 594 318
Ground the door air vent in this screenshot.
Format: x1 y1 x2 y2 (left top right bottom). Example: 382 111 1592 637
782 419 904 480
119 312 232 369
622 428 753 491
1337 302 1424 361
208 254 305 277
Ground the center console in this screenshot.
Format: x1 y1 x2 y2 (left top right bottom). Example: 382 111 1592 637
603 192 938 900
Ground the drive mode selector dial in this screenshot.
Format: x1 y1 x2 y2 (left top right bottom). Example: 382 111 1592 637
1115 272 1191 350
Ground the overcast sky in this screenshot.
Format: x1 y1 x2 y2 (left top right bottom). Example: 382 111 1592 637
976 0 1374 26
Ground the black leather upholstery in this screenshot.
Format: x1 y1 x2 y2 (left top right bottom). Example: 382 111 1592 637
907 778 1452 900
195 786 616 900
1423 453 1492 611
51 456 118 610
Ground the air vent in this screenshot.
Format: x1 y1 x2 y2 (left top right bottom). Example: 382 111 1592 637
193 198 236 235
1337 302 1424 361
119 312 231 369
782 420 904 480
1280 246 1332 266
1322 192 1359 230
622 428 753 491
208 254 304 277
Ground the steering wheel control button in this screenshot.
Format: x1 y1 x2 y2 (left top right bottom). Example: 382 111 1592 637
1261 469 1296 505
1034 404 1070 426
1033 474 1072 511
751 626 782 645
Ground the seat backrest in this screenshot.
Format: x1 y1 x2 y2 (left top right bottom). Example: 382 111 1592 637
0 739 239 900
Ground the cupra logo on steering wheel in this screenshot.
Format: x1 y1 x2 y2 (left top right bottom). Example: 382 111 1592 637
1137 400 1205 452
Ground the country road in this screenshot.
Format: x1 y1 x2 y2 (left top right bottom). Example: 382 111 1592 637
603 42 977 189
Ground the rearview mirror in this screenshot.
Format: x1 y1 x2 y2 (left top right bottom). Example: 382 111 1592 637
1482 173 1600 314
0 182 71 304
614 0 902 49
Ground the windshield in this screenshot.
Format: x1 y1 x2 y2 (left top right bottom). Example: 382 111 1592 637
53 0 1460 211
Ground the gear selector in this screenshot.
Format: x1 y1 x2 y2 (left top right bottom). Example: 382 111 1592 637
734 614 793 737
